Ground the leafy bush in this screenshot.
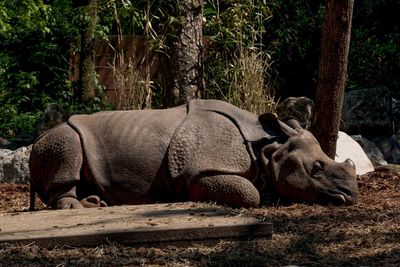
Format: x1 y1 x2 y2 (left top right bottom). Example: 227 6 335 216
0 0 76 138
0 0 110 139
0 104 39 139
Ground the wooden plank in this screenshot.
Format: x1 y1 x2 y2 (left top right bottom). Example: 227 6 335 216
0 202 272 247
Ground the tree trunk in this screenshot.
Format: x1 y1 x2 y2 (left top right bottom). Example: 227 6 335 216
79 0 97 103
310 0 354 159
163 0 204 107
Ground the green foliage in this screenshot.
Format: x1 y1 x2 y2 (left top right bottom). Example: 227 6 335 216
0 104 39 138
0 0 110 139
97 0 146 36
348 0 400 98
0 1 51 42
0 0 76 138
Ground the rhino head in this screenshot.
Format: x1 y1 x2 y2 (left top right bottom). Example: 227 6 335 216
260 117 358 206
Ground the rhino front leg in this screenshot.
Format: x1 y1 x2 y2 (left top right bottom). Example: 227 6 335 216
187 175 260 208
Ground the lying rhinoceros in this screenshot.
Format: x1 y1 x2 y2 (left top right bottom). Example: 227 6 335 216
29 99 358 209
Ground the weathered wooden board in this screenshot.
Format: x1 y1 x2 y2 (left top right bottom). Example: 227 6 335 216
0 202 272 247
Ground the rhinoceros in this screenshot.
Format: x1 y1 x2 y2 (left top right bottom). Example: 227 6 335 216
29 99 358 210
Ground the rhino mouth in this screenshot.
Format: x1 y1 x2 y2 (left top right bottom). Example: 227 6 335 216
319 188 356 206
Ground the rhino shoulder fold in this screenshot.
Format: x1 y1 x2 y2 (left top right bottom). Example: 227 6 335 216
188 99 279 142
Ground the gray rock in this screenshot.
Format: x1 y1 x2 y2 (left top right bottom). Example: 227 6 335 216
0 145 31 183
375 164 400 173
341 87 393 137
0 149 12 159
373 135 400 164
351 135 387 168
276 97 314 129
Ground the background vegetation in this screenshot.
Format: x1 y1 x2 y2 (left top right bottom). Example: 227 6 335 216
0 0 399 140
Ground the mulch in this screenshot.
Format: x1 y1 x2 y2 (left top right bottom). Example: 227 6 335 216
0 170 399 266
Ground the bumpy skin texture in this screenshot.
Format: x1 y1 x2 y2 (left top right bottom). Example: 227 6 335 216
29 100 358 209
29 124 83 207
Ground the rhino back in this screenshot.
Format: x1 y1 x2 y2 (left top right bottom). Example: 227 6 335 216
68 106 186 204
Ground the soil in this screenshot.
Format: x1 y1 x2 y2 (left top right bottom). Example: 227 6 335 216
0 170 399 266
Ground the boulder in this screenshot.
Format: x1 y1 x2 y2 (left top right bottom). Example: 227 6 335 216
0 145 31 183
276 97 314 129
351 135 387 168
373 135 400 164
335 131 374 175
341 87 393 138
375 164 400 173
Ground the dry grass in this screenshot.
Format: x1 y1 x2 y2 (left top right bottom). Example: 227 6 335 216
0 171 399 266
111 54 152 110
227 50 277 114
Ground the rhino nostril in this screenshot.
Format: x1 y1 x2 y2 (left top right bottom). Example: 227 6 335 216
337 187 353 197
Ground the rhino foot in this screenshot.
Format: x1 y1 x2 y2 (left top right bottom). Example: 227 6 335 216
55 197 84 209
80 195 108 208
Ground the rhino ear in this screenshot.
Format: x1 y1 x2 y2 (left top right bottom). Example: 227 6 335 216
259 113 298 137
258 113 281 132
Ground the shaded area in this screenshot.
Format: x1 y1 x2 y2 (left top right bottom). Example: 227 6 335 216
0 170 399 266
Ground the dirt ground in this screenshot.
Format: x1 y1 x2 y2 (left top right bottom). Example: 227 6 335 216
0 170 399 266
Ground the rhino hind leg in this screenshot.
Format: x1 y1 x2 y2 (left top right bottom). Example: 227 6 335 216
29 124 84 209
187 175 260 208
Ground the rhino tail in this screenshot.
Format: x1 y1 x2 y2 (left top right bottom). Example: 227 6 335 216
29 184 36 211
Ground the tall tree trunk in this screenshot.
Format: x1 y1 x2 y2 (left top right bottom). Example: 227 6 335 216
310 0 354 159
163 0 204 107
79 0 97 103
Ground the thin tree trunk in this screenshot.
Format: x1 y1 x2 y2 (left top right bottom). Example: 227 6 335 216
310 0 354 159
79 0 97 103
163 0 204 107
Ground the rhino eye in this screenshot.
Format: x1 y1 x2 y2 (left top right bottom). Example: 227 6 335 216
311 160 325 176
288 143 296 152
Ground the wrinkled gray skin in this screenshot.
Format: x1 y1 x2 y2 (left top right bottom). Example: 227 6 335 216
29 100 358 210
